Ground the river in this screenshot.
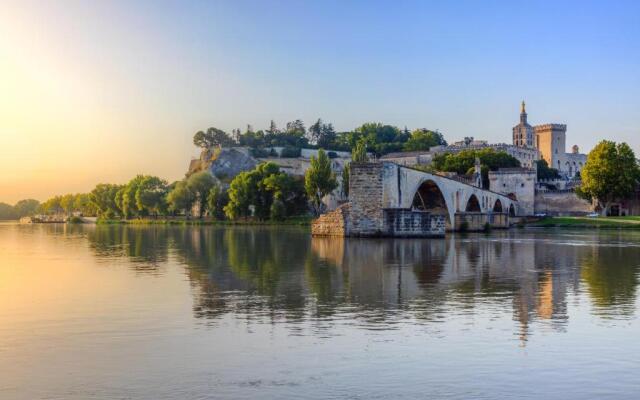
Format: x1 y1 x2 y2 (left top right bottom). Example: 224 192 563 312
1 222 639 399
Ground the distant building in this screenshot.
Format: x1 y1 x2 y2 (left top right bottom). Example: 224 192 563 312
512 101 587 177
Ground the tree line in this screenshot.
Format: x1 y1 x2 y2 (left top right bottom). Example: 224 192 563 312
30 149 341 222
194 119 447 156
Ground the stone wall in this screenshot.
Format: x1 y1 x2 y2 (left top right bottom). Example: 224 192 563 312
311 204 350 237
534 191 592 215
489 169 536 216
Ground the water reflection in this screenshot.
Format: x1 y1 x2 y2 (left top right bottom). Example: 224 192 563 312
78 225 640 338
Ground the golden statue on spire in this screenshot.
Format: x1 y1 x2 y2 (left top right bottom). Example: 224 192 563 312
521 100 526 113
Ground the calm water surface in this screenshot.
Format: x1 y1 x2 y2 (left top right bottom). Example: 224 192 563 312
1 223 639 399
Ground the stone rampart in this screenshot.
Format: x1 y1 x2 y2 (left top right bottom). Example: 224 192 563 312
534 191 592 215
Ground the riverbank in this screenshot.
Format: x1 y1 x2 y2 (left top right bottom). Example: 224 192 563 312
96 216 313 226
528 216 640 229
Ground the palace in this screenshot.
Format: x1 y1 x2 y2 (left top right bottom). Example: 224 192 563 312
512 101 587 177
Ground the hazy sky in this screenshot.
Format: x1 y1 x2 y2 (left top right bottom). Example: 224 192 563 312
1 0 639 203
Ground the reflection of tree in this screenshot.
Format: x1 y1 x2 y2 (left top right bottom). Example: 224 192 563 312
86 225 168 272
581 246 639 315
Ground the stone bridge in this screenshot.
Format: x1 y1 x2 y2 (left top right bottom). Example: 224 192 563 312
312 162 518 237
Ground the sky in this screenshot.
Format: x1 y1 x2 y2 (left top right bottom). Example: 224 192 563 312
1 0 639 203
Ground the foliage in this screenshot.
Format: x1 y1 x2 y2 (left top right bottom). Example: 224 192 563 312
187 171 216 217
403 129 447 151
135 176 169 217
224 162 307 220
431 148 521 188
60 193 76 215
305 149 338 214
167 180 195 216
0 202 17 220
580 140 640 213
13 199 40 218
308 119 337 148
207 185 229 220
351 140 368 162
91 183 123 218
535 159 561 180
280 145 301 158
341 163 350 198
193 127 235 149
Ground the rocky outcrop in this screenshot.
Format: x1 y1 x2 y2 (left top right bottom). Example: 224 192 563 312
188 147 258 183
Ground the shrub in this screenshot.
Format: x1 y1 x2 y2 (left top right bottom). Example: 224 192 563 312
280 146 301 158
251 148 270 158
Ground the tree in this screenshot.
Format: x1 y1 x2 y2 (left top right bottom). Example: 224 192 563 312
0 203 17 220
167 180 195 217
193 127 235 149
135 176 169 217
431 148 521 188
403 129 447 151
60 194 76 215
224 162 305 220
352 140 368 162
579 140 640 215
207 185 229 220
535 159 560 180
40 195 63 215
13 199 39 218
341 163 350 198
90 183 123 218
121 176 145 218
187 171 217 218
305 149 338 215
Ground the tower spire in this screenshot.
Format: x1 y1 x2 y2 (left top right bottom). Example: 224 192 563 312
521 100 526 114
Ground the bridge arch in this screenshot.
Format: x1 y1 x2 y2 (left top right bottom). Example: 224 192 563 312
410 179 452 227
493 198 503 213
509 204 516 217
465 194 481 212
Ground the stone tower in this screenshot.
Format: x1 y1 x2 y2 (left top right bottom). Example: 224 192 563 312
512 101 534 147
533 124 567 171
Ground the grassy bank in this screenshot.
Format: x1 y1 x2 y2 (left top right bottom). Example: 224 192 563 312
96 216 313 226
528 216 640 229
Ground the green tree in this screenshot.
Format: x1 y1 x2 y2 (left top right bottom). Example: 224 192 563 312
167 180 195 217
0 203 17 220
60 194 76 215
40 195 63 215
535 159 561 180
305 149 338 214
403 129 447 151
206 185 229 220
187 171 217 218
341 163 350 198
13 199 40 218
135 176 169 217
351 140 368 162
122 176 146 218
579 140 640 215
193 127 235 149
431 148 521 188
224 162 304 220
90 183 123 218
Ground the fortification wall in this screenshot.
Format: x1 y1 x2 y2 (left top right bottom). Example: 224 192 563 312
534 191 592 215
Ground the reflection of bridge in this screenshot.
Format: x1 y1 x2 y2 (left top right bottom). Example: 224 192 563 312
313 162 518 236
